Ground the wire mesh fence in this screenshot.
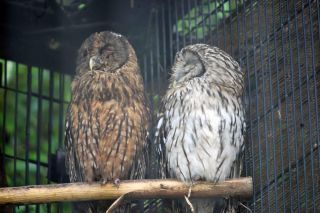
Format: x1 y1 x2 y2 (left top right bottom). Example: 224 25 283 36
140 0 320 212
0 61 72 212
0 0 319 212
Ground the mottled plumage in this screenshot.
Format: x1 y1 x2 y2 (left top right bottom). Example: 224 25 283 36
65 31 150 213
156 44 245 213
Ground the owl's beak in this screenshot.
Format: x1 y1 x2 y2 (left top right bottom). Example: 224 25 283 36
89 56 98 71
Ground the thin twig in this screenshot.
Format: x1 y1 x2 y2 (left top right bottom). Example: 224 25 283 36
106 194 126 213
239 202 252 213
184 195 195 213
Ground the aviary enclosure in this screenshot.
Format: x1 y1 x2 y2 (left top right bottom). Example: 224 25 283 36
0 0 319 212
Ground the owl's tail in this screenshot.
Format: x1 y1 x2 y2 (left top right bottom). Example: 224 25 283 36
190 198 238 213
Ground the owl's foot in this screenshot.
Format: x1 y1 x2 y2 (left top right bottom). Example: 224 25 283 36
100 178 107 185
113 178 121 188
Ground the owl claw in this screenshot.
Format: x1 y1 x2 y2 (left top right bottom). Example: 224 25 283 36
100 178 107 185
114 178 121 188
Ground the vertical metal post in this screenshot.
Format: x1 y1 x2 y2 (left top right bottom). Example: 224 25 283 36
174 0 180 50
47 70 54 213
207 0 212 43
193 0 198 42
285 1 301 211
168 0 173 65
155 8 161 95
1 61 7 184
25 65 32 213
256 1 271 212
222 0 227 49
200 0 206 42
13 63 18 189
279 0 294 210
293 0 312 211
181 0 186 47
228 0 233 54
36 68 43 213
307 1 320 206
249 0 264 211
187 0 193 44
242 1 256 211
263 0 278 211
271 0 286 210
161 3 168 78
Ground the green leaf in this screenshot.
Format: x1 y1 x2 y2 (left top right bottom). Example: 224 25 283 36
78 3 86 10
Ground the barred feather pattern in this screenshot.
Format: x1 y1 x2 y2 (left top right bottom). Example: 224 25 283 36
156 44 245 213
64 31 150 213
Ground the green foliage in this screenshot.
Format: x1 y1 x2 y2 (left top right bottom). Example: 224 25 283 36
152 94 160 116
14 203 72 213
175 0 239 39
78 3 87 10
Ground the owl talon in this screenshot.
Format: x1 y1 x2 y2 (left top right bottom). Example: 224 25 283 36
100 179 107 185
114 178 121 188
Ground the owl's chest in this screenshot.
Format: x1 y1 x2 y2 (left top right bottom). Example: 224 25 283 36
165 86 227 133
164 86 244 181
164 95 224 154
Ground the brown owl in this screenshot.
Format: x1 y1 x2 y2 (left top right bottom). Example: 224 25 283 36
65 31 150 213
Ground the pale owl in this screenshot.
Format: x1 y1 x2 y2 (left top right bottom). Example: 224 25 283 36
156 44 245 213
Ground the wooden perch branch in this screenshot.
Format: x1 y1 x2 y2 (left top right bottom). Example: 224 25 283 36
0 177 252 205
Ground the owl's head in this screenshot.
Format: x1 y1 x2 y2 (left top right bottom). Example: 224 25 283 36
76 31 132 74
170 44 243 90
170 47 205 84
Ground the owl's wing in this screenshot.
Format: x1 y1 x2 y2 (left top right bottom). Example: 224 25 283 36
147 109 178 212
154 107 169 179
230 144 244 179
230 130 246 180
129 122 149 180
64 111 84 182
224 121 245 213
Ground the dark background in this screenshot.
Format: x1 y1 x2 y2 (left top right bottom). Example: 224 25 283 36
0 0 155 74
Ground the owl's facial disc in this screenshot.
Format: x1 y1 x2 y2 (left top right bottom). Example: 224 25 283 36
77 31 130 74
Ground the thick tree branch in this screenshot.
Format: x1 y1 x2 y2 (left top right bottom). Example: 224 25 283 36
0 177 252 205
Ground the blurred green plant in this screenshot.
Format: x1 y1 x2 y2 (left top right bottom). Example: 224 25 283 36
175 0 240 39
